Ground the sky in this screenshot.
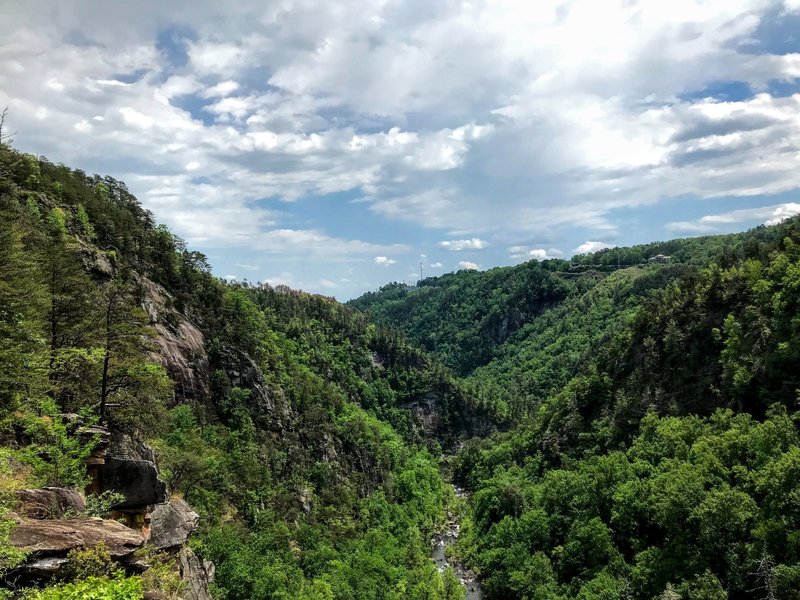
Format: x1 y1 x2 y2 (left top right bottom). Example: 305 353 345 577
2 0 800 299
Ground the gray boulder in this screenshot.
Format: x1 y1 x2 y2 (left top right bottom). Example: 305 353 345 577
178 547 214 600
15 488 86 519
9 514 143 558
148 499 199 550
99 456 167 510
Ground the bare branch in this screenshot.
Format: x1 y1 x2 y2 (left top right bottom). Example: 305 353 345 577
0 106 16 145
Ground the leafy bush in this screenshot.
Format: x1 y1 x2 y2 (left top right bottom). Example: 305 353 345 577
84 491 126 519
60 544 116 581
23 574 142 599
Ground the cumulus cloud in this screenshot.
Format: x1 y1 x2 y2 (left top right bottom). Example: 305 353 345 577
2 0 800 298
261 272 297 288
458 261 480 270
508 246 564 260
429 261 443 268
438 238 489 251
667 203 800 233
374 256 397 266
254 230 408 256
574 241 615 255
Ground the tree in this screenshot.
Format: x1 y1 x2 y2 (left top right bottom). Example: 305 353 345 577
97 277 170 430
41 207 99 408
0 199 47 410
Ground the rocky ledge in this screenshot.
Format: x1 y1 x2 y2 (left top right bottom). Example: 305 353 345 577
4 428 214 599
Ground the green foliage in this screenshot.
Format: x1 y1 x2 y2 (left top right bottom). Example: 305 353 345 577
23 573 143 599
84 491 126 518
14 404 93 488
0 450 28 575
350 261 572 375
61 543 116 581
457 409 800 599
135 546 185 598
76 204 95 240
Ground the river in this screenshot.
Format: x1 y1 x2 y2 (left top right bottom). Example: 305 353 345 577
431 485 483 599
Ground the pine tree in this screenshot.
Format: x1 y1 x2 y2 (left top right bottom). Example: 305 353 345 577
97 277 171 430
0 200 48 410
41 207 100 409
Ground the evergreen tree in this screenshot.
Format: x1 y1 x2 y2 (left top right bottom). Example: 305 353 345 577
0 199 47 410
41 207 100 409
97 277 170 430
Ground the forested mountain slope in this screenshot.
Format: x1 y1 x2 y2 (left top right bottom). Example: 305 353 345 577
446 222 800 599
0 142 481 598
352 219 800 599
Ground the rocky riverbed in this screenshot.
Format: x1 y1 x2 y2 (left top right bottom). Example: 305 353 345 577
431 485 482 599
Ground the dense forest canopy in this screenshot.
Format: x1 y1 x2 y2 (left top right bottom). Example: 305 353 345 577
351 215 800 599
0 141 473 599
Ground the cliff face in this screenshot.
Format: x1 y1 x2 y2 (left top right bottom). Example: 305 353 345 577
141 277 211 405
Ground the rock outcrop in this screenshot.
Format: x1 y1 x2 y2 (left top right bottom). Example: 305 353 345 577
9 514 144 558
99 456 167 510
178 547 215 600
402 391 494 443
215 344 291 431
141 277 210 403
148 499 199 550
402 393 442 439
15 488 86 519
98 430 168 510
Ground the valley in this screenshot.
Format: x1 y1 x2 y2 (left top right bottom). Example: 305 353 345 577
2 141 800 599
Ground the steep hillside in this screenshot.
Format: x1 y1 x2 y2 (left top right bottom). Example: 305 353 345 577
445 219 800 599
0 143 481 598
349 261 574 376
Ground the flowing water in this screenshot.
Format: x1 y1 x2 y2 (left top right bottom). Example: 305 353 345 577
431 485 483 599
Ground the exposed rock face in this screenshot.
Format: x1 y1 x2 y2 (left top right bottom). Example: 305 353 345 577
108 429 157 463
178 547 215 600
99 431 167 510
148 499 199 550
9 514 144 558
22 556 70 577
99 457 167 510
15 488 86 519
75 237 115 279
141 278 210 403
403 393 442 439
402 391 495 443
215 345 291 431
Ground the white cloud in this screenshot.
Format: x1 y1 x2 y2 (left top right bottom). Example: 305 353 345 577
254 230 408 256
224 274 238 281
438 238 489 251
2 0 800 298
508 246 564 260
667 202 800 233
458 261 479 270
574 241 615 255
374 256 397 266
261 272 297 288
429 261 443 268
202 80 240 98
319 278 337 289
